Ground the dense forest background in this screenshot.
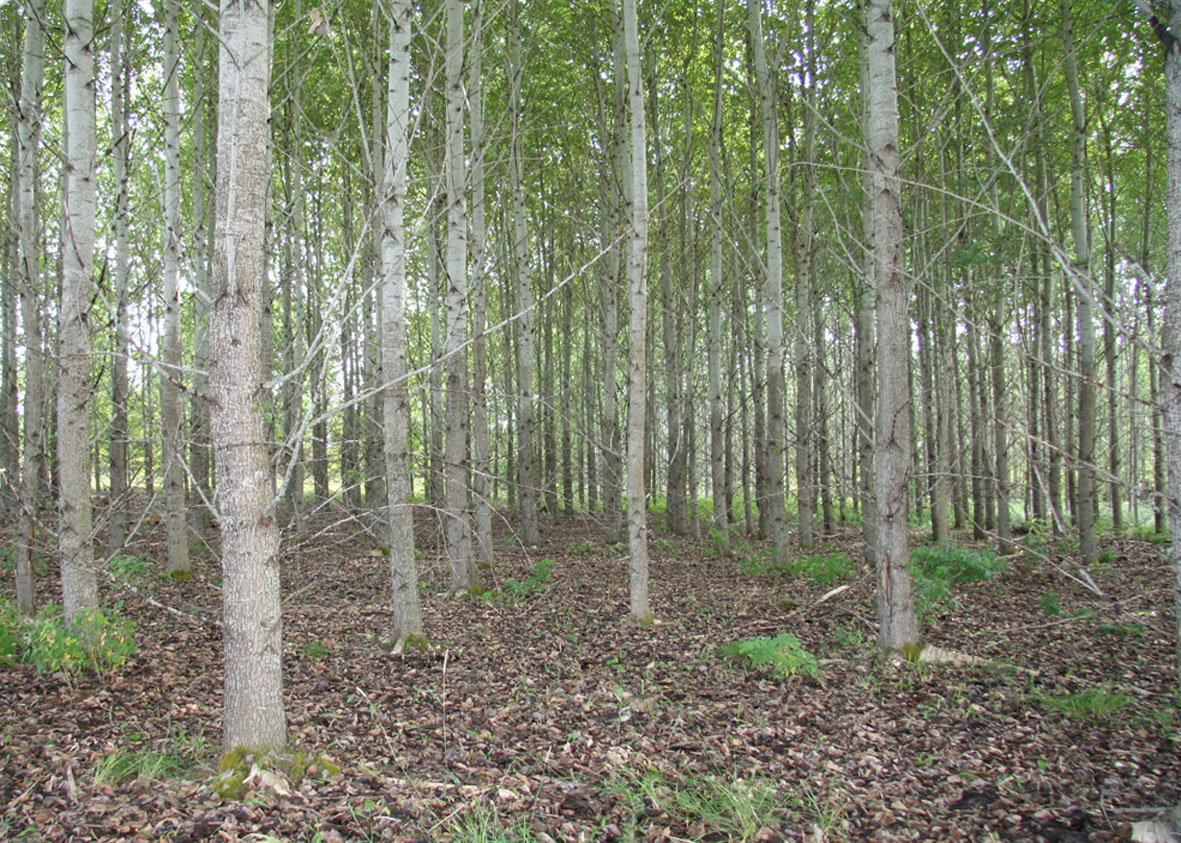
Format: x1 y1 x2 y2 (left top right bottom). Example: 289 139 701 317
2 0 1172 580
3 0 1181 838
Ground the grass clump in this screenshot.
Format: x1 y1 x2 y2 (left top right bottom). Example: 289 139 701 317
92 747 186 786
437 800 536 842
718 633 819 679
1036 687 1130 720
612 768 782 842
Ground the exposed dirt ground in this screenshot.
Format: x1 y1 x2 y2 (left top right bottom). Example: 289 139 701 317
1 508 1178 841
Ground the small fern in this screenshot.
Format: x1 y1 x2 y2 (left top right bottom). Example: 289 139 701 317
718 633 819 679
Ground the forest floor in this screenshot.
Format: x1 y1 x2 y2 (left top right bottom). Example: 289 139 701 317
1 507 1179 842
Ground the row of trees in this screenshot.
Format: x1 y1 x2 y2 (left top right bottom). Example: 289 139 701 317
2 0 1179 748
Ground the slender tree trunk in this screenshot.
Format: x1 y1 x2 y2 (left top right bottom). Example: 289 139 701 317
107 0 132 555
1064 0 1098 564
161 0 190 576
443 0 474 591
1098 105 1122 532
510 0 538 546
381 0 422 651
59 0 99 622
190 15 214 535
212 0 285 751
708 0 728 544
15 0 47 616
600 11 626 546
856 1 878 570
748 0 788 563
469 0 493 563
1159 0 1181 695
868 0 917 651
622 0 650 622
795 0 817 550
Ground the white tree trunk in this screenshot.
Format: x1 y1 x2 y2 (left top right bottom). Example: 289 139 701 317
58 0 99 623
708 0 728 544
469 0 493 566
212 0 285 751
867 0 918 652
1162 0 1181 696
162 0 190 576
748 0 788 565
15 0 47 616
622 0 650 622
381 0 422 651
509 0 538 547
795 0 817 549
443 0 475 592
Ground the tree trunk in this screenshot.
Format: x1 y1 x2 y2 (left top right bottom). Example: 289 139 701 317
795 0 817 550
107 0 132 555
708 0 728 544
622 0 650 622
1160 0 1181 696
211 0 285 751
190 14 214 535
161 0 191 576
867 0 917 652
15 0 47 616
748 0 788 563
469 0 493 563
1063 0 1098 564
509 0 539 546
59 0 99 622
381 0 423 651
443 0 475 592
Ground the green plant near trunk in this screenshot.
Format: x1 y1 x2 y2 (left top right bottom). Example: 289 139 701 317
718 633 819 679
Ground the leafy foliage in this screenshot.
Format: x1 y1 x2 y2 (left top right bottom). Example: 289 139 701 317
485 558 554 605
717 634 819 679
740 550 854 586
909 542 1007 623
19 603 136 676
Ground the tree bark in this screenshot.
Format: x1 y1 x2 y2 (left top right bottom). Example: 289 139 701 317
1063 0 1098 564
510 0 539 547
381 0 423 651
748 0 788 563
469 0 493 563
58 0 99 622
211 0 285 751
708 0 728 544
622 0 650 622
1161 0 1181 697
161 0 190 576
15 0 47 616
867 0 918 652
443 0 475 591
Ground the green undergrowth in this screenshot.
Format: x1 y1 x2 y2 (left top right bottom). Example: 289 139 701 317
1033 686 1130 720
0 600 135 677
909 542 1006 623
481 559 554 606
437 800 536 842
739 550 855 587
718 633 819 679
610 767 783 842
